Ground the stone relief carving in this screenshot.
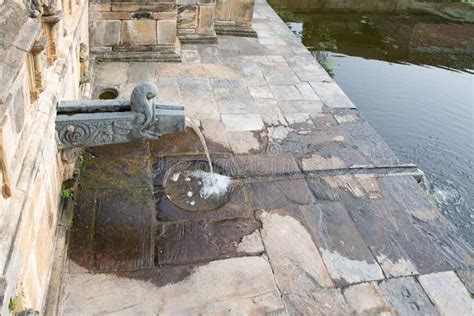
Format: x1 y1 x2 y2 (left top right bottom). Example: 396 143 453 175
79 42 89 83
29 35 47 101
55 83 186 148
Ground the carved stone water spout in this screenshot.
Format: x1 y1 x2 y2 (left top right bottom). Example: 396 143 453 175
55 83 186 148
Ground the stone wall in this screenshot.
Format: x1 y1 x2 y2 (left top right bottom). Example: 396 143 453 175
89 0 181 61
177 0 217 43
0 0 89 314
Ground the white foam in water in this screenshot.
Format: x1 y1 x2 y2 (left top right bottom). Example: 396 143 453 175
191 170 232 199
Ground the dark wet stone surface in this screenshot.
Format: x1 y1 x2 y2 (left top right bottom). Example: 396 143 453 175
85 139 150 158
150 128 207 157
246 179 315 209
93 188 154 272
300 202 381 287
80 157 152 190
233 154 300 177
155 218 260 265
342 176 472 274
69 188 154 273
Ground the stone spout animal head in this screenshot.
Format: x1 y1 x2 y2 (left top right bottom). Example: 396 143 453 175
131 83 158 127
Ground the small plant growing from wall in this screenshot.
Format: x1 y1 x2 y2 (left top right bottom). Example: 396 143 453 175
61 187 73 199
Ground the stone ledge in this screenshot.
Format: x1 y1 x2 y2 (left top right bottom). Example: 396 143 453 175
94 51 182 62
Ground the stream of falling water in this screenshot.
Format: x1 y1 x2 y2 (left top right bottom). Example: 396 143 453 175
185 117 213 174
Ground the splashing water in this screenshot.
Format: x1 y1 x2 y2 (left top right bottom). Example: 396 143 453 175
185 117 213 174
191 170 232 199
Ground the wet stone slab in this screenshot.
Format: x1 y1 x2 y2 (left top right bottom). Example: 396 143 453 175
80 156 152 190
155 218 262 265
152 155 256 222
69 188 154 272
246 179 315 209
341 176 472 276
300 202 384 286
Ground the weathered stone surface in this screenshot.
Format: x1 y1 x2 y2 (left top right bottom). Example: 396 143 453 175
227 131 262 154
456 269 474 295
344 282 396 315
157 19 177 44
249 85 273 98
344 176 472 276
86 139 150 158
81 157 152 190
301 154 346 171
258 211 333 293
234 154 300 177
283 289 352 316
177 4 198 29
201 119 230 150
155 218 261 265
61 257 286 315
258 106 287 126
126 62 158 84
93 188 154 272
217 98 256 114
419 271 473 315
221 113 264 131
269 85 302 101
379 277 439 316
121 20 157 46
91 20 121 46
300 203 384 286
309 81 356 109
68 187 154 273
248 179 315 209
150 127 205 157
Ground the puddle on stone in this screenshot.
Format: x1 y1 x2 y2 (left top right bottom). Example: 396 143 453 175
164 160 233 211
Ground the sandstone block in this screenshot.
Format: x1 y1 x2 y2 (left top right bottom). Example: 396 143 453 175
157 19 177 44
91 20 121 47
121 20 157 46
199 4 215 29
230 0 254 23
89 3 111 12
177 5 198 29
215 0 231 20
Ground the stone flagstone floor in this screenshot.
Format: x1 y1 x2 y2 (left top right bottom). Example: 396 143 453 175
57 0 473 315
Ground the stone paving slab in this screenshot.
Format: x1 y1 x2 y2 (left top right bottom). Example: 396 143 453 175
60 0 473 314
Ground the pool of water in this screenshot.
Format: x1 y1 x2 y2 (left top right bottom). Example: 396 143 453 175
271 8 474 242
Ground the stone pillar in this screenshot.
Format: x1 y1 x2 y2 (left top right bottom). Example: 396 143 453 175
177 0 217 44
89 0 181 62
215 0 256 37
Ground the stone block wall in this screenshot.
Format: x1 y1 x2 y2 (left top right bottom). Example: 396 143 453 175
89 0 181 61
177 0 218 43
0 0 89 314
215 0 256 37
